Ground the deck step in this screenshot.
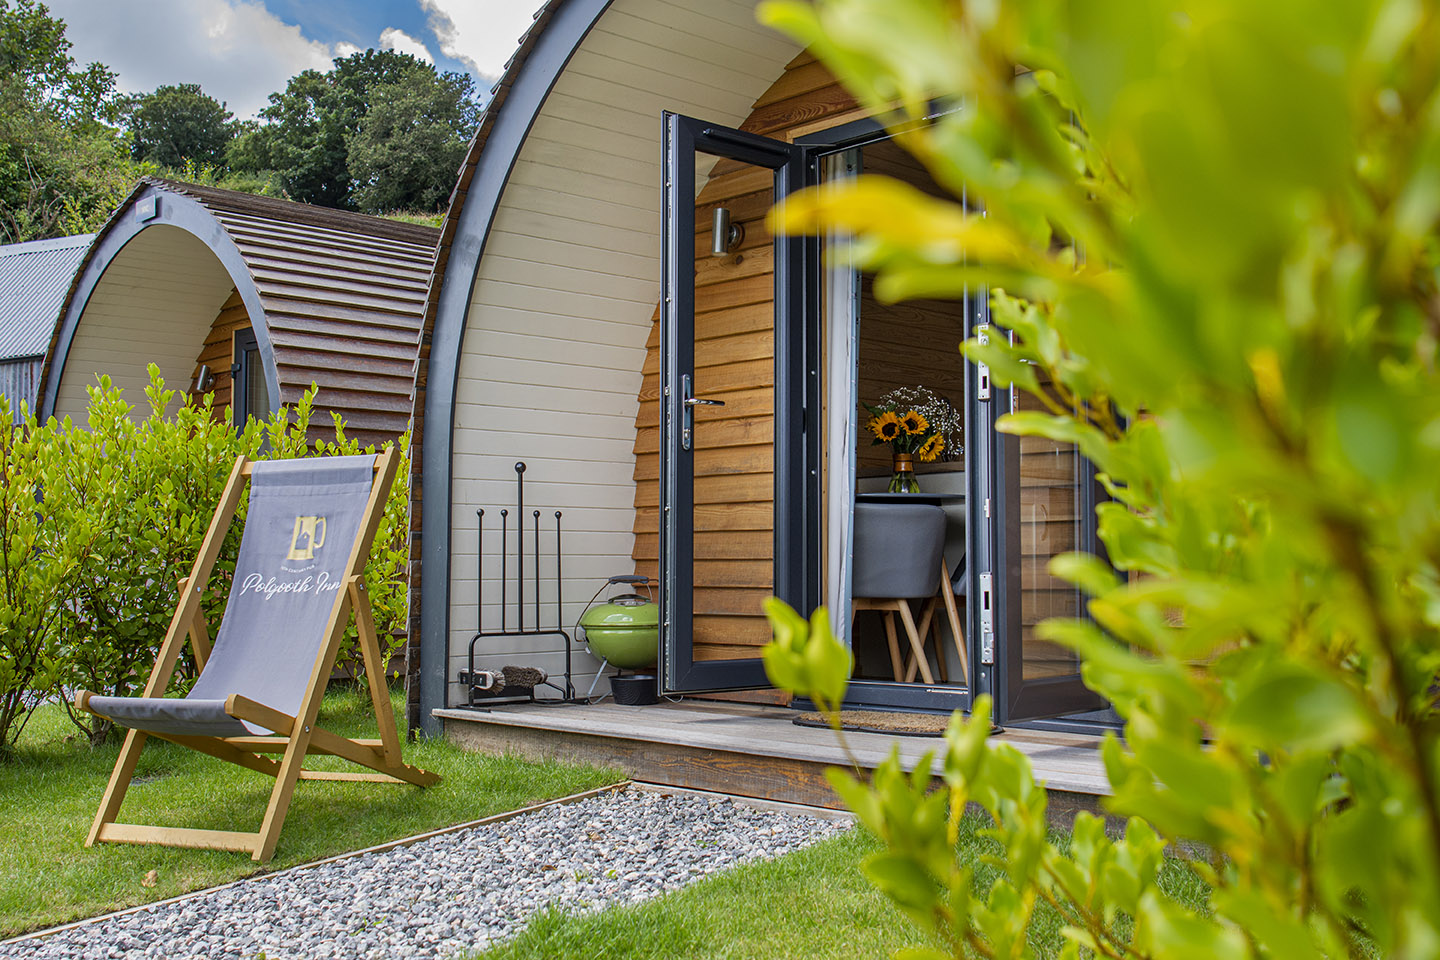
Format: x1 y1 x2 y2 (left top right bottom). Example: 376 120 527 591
435 701 1111 824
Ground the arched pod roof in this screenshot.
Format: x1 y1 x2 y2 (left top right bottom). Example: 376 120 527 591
40 177 440 444
406 0 811 731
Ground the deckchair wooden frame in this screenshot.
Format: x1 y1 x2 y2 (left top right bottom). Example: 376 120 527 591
76 448 437 863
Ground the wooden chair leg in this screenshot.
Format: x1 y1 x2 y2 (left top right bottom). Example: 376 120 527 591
253 725 317 862
881 611 905 680
895 600 935 685
86 729 148 847
905 598 940 683
919 598 947 682
940 559 969 681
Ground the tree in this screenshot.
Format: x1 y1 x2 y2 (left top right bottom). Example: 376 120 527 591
126 82 235 170
0 0 141 242
0 0 119 128
231 49 473 209
760 0 1440 955
347 69 481 213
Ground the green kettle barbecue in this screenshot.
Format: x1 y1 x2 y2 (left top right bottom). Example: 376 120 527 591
577 575 658 669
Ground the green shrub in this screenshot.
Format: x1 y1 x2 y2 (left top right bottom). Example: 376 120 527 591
760 0 1440 955
0 396 95 749
45 374 250 743
0 366 410 747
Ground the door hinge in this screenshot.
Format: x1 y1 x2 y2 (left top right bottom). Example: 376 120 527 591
983 497 991 519
976 322 991 400
978 571 995 665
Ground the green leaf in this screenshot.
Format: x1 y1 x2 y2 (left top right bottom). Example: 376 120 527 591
1224 661 1371 751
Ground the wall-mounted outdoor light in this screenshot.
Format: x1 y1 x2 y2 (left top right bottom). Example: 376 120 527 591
711 206 744 257
192 364 215 394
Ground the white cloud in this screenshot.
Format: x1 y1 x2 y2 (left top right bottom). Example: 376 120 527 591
418 0 544 82
47 0 336 119
334 41 363 59
379 27 433 64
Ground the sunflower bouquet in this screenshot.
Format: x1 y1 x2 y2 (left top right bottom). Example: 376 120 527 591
865 399 946 493
866 405 945 459
863 387 961 492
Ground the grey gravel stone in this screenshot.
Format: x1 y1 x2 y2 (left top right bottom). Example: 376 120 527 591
2 790 846 959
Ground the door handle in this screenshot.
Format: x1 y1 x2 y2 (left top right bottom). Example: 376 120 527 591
680 374 724 450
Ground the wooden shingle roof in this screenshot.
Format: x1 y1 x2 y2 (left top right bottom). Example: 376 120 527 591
42 178 440 443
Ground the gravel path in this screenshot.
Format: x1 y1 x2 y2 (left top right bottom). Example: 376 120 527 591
4 789 848 960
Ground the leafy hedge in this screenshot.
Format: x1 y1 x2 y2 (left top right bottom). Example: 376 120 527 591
0 367 409 749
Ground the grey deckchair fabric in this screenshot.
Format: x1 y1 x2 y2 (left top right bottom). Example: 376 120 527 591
88 455 377 736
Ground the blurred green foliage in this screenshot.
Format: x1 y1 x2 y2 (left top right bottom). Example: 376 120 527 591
760 0 1440 955
0 367 410 749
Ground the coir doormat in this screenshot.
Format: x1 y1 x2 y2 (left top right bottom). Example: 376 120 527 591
794 709 956 737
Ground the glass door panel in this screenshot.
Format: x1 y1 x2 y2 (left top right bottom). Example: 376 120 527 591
994 368 1105 720
688 150 777 664
1017 376 1084 680
658 113 807 693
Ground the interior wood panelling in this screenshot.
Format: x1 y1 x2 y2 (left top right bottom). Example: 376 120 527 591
856 276 969 474
1017 374 1084 679
630 53 858 664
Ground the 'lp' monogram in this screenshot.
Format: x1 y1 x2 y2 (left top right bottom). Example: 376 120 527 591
287 516 327 561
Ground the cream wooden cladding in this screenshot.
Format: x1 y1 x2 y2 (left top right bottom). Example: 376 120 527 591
447 0 802 693
54 225 230 421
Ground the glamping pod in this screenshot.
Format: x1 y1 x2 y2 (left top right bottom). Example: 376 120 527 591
414 0 1111 756
39 178 439 446
0 234 92 422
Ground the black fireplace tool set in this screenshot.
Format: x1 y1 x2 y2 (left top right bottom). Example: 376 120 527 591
458 461 582 706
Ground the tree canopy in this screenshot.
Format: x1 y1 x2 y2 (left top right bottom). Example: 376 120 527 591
125 83 235 170
347 68 481 214
0 0 139 243
230 49 481 213
0 5 485 242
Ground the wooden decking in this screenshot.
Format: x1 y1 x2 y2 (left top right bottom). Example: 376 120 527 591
435 700 1110 822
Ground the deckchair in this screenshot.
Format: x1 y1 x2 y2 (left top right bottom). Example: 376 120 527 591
76 449 438 863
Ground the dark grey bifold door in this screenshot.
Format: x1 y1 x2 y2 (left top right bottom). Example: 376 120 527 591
658 112 811 693
987 367 1107 722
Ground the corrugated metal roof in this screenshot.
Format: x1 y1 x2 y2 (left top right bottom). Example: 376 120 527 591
0 234 94 361
44 178 440 444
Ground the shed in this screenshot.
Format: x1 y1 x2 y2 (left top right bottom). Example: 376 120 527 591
0 234 93 422
411 0 1109 743
39 178 440 446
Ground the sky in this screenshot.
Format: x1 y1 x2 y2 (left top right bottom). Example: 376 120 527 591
45 0 543 119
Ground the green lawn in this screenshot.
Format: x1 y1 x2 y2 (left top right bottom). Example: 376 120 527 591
473 828 921 960
0 688 623 938
473 813 1212 960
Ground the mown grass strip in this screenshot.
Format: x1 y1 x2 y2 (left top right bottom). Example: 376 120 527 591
0 689 622 937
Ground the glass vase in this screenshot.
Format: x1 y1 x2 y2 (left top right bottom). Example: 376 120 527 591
889 453 920 493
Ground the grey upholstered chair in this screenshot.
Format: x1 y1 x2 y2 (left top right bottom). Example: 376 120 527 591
851 502 947 683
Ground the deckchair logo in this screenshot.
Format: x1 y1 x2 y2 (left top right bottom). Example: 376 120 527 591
287 516 327 561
